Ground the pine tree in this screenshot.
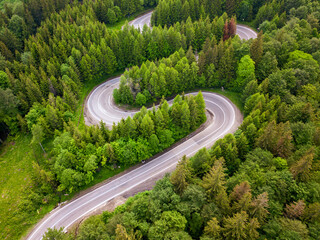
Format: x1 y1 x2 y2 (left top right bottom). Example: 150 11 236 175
180 102 191 130
125 117 137 139
202 158 227 198
204 217 221 238
160 99 170 125
218 42 236 87
223 20 230 41
107 8 117 24
290 149 314 182
223 211 260 240
195 91 206 124
228 17 237 38
235 55 256 91
140 114 155 138
250 192 269 224
285 200 305 220
250 31 263 67
170 155 191 194
154 109 165 131
187 96 199 129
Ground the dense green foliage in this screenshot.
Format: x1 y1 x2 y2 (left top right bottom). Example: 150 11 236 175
1 0 320 238
42 0 320 239
115 33 252 104
114 48 201 105
0 0 157 60
49 92 206 193
0 0 160 137
114 17 245 105
151 0 269 26
0 3 229 137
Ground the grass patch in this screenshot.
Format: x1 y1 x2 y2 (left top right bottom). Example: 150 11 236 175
0 135 42 240
0 134 131 239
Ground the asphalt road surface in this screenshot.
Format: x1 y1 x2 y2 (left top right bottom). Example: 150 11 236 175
236 24 258 40
26 11 256 240
129 11 153 29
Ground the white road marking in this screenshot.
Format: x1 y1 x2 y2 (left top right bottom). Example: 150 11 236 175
237 25 258 38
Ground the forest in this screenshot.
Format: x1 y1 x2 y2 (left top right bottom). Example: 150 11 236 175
0 0 320 239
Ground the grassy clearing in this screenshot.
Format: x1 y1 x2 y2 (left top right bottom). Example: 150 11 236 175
0 133 130 239
0 134 40 240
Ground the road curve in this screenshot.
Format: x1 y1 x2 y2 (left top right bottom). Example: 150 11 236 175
28 84 242 240
26 11 254 240
236 24 258 40
129 11 153 29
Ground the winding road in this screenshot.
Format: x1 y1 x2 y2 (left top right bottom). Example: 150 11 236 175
26 12 256 240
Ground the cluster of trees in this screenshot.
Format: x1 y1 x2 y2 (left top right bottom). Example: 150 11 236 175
0 0 158 62
0 0 71 61
253 0 320 29
15 92 206 229
114 48 201 105
155 0 320 29
152 0 320 32
2 0 320 238
46 151 320 239
151 0 255 26
0 3 233 137
151 0 279 26
30 92 206 195
44 0 320 239
114 29 259 103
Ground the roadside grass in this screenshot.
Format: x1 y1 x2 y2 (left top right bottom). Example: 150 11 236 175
2 134 130 240
0 134 44 240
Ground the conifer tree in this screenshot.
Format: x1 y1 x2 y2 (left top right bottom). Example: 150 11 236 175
250 31 263 67
170 155 191 194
